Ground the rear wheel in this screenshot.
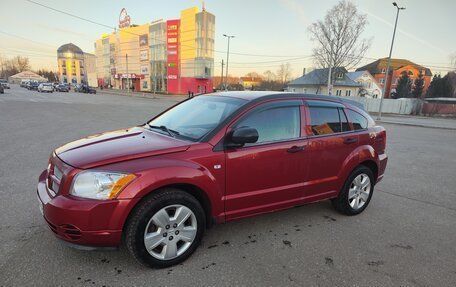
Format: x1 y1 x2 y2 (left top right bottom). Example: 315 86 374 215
125 188 205 268
332 165 374 215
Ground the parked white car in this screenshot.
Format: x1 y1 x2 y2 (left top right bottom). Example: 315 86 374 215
37 83 54 93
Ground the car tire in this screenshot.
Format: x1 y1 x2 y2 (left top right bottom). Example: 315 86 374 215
332 165 374 216
125 188 205 268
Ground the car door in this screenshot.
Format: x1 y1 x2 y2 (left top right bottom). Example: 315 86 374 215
303 100 358 201
224 100 309 220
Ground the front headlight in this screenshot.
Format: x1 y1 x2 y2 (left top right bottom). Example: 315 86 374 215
70 171 136 200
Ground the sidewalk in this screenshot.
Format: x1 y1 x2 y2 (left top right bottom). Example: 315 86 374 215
97 88 188 102
375 114 456 130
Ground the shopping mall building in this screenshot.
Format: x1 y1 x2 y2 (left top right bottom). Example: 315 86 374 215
95 6 215 94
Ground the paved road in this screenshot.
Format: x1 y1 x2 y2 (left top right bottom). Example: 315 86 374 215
1 86 455 286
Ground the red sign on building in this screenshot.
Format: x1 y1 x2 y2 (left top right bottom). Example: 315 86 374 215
166 19 180 94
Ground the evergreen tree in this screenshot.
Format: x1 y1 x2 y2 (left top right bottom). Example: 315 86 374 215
426 73 453 98
396 71 412 98
412 73 425 98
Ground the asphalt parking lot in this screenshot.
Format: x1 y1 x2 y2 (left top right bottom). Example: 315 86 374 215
0 85 455 286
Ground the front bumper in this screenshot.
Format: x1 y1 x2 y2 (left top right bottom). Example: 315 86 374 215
37 171 140 247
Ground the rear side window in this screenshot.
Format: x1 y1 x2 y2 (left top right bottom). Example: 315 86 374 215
309 107 343 135
346 109 368 130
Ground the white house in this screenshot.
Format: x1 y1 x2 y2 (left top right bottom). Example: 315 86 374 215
346 71 382 98
287 67 361 97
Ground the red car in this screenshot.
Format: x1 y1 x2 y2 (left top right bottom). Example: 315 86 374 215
37 92 387 267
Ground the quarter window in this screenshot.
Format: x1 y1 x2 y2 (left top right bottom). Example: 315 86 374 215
235 105 300 144
346 109 368 130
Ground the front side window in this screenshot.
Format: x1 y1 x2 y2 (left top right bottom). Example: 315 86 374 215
346 109 368 130
148 96 246 141
234 104 301 145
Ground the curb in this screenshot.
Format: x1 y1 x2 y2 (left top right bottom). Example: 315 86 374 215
97 89 186 102
377 120 456 131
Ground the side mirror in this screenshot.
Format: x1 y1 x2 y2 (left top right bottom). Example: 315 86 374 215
227 127 259 147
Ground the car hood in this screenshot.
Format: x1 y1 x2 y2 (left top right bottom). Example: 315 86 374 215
55 126 191 169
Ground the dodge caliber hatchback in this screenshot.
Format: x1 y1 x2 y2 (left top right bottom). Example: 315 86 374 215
37 92 387 268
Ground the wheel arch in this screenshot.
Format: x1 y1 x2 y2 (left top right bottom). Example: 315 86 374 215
122 182 215 238
359 160 379 182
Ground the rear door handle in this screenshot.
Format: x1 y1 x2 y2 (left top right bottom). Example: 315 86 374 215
287 146 305 153
344 138 358 144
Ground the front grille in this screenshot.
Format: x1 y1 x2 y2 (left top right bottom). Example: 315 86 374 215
54 166 63 181
47 159 64 196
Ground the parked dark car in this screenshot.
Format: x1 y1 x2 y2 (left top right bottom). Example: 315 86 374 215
80 84 97 94
27 82 40 90
55 84 69 92
37 91 387 268
0 84 3 94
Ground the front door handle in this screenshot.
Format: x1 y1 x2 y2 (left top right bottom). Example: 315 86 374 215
287 146 305 153
344 138 358 144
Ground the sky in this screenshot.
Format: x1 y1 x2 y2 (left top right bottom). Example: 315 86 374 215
0 0 455 78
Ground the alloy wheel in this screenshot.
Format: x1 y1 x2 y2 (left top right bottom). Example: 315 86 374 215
348 173 371 210
143 205 197 260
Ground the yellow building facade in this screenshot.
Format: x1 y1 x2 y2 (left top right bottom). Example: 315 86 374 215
95 24 150 91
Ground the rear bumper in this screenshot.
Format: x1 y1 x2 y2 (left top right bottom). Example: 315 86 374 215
37 172 140 247
376 153 388 183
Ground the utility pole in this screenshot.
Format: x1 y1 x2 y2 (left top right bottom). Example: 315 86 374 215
126 53 129 95
223 34 235 90
220 59 224 90
327 66 332 95
378 2 405 120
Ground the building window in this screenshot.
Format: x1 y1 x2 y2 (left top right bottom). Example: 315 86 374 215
337 72 344 79
380 78 385 84
381 68 386 73
336 89 342 96
345 90 351 96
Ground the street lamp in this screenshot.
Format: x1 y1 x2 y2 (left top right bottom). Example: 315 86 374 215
377 2 405 120
223 34 235 90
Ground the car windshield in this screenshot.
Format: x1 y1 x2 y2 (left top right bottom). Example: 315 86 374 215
147 95 246 142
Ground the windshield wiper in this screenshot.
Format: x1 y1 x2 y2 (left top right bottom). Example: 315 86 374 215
147 124 180 138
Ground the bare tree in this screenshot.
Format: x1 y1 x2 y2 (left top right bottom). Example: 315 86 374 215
263 70 276 82
245 72 261 79
451 52 456 70
277 63 292 84
14 56 31 72
308 1 371 84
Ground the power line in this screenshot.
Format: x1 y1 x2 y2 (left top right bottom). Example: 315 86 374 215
25 0 114 30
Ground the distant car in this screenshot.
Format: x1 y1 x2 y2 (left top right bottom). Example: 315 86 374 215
79 84 96 94
38 83 54 93
52 82 60 90
0 84 3 94
27 82 40 90
55 84 69 92
21 80 29 88
0 79 10 89
74 84 82 92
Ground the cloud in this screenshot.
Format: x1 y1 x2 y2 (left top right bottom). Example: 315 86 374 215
358 7 450 56
35 24 91 39
280 0 306 22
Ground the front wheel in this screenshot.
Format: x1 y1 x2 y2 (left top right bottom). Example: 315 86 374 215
125 188 205 268
332 165 374 215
